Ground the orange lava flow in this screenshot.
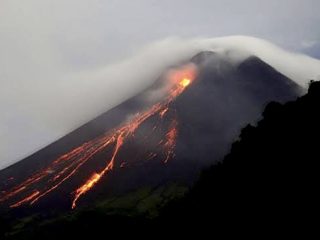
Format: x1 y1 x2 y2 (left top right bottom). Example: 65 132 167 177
163 119 178 163
71 134 124 209
10 191 40 208
0 63 197 209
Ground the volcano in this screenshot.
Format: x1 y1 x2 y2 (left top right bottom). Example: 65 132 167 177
0 52 301 214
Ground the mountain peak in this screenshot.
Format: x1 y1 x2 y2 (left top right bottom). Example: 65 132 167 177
0 53 301 213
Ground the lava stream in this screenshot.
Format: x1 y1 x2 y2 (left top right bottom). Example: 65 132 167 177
72 133 124 209
10 191 40 208
163 119 178 163
0 63 197 209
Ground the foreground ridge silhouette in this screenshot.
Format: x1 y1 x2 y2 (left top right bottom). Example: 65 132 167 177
1 81 319 238
159 80 320 232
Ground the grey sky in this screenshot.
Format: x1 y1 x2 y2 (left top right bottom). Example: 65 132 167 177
0 0 319 169
2 0 319 70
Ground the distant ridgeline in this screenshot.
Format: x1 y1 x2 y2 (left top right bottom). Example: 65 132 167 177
1 81 319 238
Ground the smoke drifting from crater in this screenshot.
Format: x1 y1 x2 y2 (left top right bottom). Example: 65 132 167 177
1 36 320 170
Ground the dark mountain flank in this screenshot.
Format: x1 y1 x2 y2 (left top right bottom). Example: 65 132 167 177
156 80 320 235
0 52 301 219
1 75 318 240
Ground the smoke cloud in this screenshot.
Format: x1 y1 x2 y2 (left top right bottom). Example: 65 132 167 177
1 35 320 169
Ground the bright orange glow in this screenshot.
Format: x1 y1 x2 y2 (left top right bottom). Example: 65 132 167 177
0 63 198 209
71 173 101 209
180 78 191 87
72 134 124 209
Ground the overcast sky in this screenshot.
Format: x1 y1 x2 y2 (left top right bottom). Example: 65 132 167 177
1 0 319 169
1 0 319 70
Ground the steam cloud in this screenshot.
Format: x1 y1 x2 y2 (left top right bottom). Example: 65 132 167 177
1 36 320 169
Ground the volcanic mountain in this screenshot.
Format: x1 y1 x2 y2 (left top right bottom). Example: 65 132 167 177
0 52 302 214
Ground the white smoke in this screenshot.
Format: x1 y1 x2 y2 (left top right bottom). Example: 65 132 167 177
200 36 320 86
1 35 320 169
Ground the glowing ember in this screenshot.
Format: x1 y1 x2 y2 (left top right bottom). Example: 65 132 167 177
0 64 197 209
180 78 191 87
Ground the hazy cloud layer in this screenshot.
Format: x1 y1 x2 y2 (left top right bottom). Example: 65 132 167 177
1 0 320 169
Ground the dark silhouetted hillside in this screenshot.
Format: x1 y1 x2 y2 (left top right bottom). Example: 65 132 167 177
158 80 320 234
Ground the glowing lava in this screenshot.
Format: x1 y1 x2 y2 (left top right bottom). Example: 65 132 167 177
71 133 124 209
10 191 40 208
180 78 191 87
163 119 178 164
0 63 197 209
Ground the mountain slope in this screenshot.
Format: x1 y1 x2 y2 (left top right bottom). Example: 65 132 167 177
2 74 318 240
156 80 320 234
0 52 301 213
